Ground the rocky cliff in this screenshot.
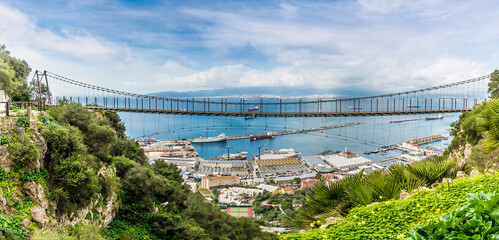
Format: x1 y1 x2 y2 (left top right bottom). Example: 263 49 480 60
0 114 119 235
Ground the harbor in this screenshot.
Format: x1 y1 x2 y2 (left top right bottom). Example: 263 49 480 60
187 121 363 142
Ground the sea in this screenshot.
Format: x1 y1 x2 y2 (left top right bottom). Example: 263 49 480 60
118 111 459 165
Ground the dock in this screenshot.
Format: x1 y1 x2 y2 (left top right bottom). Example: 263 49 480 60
225 122 363 140
408 134 448 145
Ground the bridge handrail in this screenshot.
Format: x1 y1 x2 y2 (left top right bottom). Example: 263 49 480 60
45 71 490 105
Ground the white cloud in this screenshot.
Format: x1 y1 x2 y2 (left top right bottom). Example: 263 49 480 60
0 0 496 95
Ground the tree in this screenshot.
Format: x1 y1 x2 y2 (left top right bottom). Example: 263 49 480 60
0 44 31 100
488 69 499 98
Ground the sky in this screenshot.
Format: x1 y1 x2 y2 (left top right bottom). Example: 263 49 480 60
0 0 497 94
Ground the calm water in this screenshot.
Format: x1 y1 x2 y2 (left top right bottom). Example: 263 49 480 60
118 112 459 164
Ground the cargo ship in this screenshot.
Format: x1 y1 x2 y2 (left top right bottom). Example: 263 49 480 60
191 133 227 143
254 148 300 160
425 114 443 120
249 132 275 141
248 106 259 111
348 106 362 110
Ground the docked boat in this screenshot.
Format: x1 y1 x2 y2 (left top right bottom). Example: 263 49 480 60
191 133 227 143
426 114 443 120
249 132 275 141
219 152 248 160
245 115 256 120
407 105 420 108
248 106 259 111
388 120 405 123
317 148 340 155
254 148 300 160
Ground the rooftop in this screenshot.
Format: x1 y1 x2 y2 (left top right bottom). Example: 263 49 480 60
203 175 239 181
323 153 372 169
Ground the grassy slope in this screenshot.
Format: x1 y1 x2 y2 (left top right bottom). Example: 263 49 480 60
282 171 499 240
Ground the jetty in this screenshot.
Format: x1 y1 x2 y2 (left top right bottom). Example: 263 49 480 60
407 134 448 145
225 122 363 141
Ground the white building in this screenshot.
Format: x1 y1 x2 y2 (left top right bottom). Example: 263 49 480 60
0 90 9 113
321 147 373 171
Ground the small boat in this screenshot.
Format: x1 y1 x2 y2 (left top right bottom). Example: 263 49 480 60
245 115 256 120
348 106 362 110
250 132 275 141
407 105 420 108
191 133 227 143
389 120 404 123
248 106 259 111
254 148 300 160
426 114 443 120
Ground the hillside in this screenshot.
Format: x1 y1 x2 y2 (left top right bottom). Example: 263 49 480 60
0 104 277 240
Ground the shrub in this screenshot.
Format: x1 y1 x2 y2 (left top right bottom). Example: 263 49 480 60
0 168 7 180
22 197 33 207
21 169 48 182
0 135 9 145
0 213 27 239
12 200 21 211
283 171 499 240
37 116 47 124
8 135 41 168
52 155 101 211
408 191 499 239
41 124 85 169
16 117 30 128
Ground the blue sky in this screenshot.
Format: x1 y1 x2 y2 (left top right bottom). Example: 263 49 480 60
0 0 497 93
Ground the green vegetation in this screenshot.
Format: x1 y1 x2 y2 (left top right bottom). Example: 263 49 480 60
448 98 499 172
488 69 499 98
30 222 105 240
0 136 10 145
16 117 30 128
408 191 499 239
253 189 312 225
38 103 275 240
283 171 499 239
0 44 31 101
8 134 42 168
289 156 466 229
0 213 27 239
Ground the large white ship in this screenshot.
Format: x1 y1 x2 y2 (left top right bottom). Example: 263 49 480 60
191 133 227 143
254 148 300 160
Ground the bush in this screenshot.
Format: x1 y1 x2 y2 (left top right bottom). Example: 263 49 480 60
8 135 41 168
52 155 101 211
21 169 48 182
408 191 499 239
22 197 33 207
0 136 9 145
41 124 86 169
283 171 499 240
16 117 30 128
31 222 105 240
0 214 27 239
0 168 7 180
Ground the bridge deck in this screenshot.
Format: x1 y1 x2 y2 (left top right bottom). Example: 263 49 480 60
86 106 470 117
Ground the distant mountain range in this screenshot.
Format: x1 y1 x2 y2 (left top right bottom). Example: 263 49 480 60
149 86 383 98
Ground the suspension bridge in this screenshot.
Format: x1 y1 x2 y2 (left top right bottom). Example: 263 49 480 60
33 70 490 117
21 70 492 158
